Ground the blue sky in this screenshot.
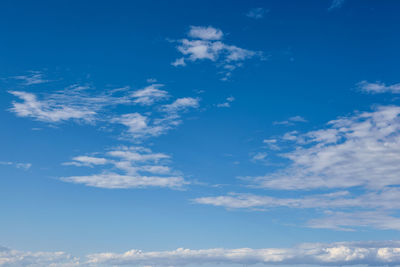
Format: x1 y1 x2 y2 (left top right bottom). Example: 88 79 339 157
1 0 400 266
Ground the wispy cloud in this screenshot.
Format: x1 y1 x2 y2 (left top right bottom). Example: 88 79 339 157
0 161 32 170
246 8 269 19
130 84 169 106
62 146 187 189
12 71 49 85
357 80 400 94
172 26 263 80
273 115 307 126
248 105 400 190
329 0 346 10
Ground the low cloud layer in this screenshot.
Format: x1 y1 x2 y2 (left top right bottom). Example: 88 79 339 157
3 241 400 266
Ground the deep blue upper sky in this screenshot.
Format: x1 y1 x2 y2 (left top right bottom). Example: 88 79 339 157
1 1 400 266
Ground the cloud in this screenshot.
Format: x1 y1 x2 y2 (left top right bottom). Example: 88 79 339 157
246 8 268 19
112 97 199 140
86 241 400 266
61 146 187 189
308 211 400 231
248 105 400 190
130 84 169 106
329 0 345 10
161 97 199 113
172 26 263 80
9 91 97 123
188 25 223 40
357 81 400 94
3 241 400 266
273 115 307 126
12 71 49 85
216 96 235 108
0 161 32 170
9 81 200 141
0 246 79 266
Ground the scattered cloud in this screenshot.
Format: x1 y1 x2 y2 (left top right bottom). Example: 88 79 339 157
216 96 235 108
248 105 400 190
0 245 79 266
357 81 400 94
0 161 32 170
61 146 187 189
273 115 307 126
172 26 263 80
246 8 269 19
12 71 49 85
130 84 169 106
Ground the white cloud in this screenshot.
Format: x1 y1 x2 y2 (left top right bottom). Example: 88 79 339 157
12 71 49 85
357 81 400 94
161 97 199 113
61 146 187 189
217 96 235 108
0 246 79 267
0 161 32 170
246 8 268 19
86 241 400 266
130 84 169 106
273 115 307 126
308 211 400 231
249 105 400 190
4 241 400 266
9 91 97 123
188 26 223 40
172 26 262 79
61 173 186 189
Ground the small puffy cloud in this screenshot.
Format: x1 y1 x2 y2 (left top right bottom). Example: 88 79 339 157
357 80 400 94
172 26 263 79
188 25 223 40
216 96 235 108
246 8 268 19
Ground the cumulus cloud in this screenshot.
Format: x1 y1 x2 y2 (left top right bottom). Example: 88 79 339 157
3 241 400 266
357 81 400 94
86 241 400 266
172 26 262 80
246 8 268 19
0 246 79 266
61 146 187 189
